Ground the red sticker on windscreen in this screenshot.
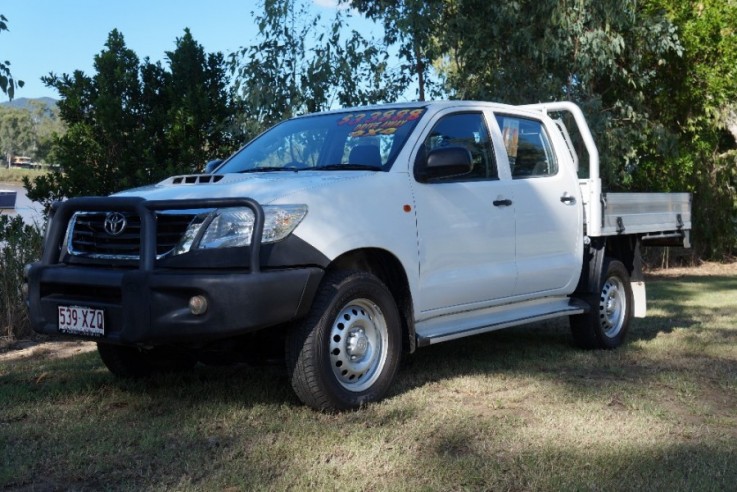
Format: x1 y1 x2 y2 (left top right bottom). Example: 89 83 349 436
338 109 424 137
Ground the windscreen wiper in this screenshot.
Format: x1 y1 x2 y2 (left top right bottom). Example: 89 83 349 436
310 164 382 171
238 166 300 173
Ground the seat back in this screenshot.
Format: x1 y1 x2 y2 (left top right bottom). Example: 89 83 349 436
348 144 382 168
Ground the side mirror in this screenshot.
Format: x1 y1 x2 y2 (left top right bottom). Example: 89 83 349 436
204 159 223 174
415 146 473 182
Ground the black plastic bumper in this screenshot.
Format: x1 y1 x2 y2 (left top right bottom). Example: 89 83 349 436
27 263 324 344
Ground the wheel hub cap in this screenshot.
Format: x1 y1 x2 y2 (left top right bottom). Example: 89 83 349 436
329 299 388 392
347 329 369 359
600 276 626 338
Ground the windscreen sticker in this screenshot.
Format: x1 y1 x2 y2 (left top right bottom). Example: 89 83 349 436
338 109 425 137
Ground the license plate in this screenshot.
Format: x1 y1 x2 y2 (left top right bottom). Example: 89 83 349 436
58 305 105 337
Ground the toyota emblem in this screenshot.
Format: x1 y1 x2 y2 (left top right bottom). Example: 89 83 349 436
103 212 127 236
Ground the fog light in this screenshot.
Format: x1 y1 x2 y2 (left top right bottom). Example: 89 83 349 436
189 295 208 315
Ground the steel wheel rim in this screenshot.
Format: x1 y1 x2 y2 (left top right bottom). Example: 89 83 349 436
329 298 388 392
599 276 626 338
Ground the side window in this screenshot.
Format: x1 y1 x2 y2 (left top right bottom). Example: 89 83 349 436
418 112 497 181
495 115 558 178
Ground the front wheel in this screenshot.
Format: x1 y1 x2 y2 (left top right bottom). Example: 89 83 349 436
286 271 402 411
571 259 633 349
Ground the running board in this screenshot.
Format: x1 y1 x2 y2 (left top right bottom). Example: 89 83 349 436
416 297 588 347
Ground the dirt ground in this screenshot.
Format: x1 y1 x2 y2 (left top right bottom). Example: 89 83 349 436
2 261 736 363
0 339 97 363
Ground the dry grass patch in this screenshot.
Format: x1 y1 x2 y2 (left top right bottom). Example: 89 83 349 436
1 262 736 490
0 168 46 186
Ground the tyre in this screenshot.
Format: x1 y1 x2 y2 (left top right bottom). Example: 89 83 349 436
97 343 196 378
286 270 402 411
571 259 633 349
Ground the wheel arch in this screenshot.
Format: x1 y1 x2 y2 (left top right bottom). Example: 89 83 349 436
327 248 416 353
576 235 644 295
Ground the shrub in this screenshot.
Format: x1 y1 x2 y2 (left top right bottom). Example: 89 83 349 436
0 215 43 341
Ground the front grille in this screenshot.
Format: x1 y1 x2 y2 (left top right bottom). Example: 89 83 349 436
68 212 196 259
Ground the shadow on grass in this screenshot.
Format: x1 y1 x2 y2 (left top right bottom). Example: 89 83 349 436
5 270 735 411
3 271 737 490
631 274 737 343
412 429 737 490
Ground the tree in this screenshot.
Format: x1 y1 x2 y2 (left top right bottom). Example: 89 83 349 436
429 0 682 190
29 29 147 202
0 106 35 166
29 100 65 164
355 0 736 259
344 0 444 101
632 0 737 258
162 29 236 171
25 29 237 210
0 14 23 100
230 0 404 133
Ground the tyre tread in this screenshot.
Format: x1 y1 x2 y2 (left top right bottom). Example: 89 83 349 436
286 270 400 411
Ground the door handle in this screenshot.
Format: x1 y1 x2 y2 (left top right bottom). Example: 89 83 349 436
560 193 576 205
493 198 513 207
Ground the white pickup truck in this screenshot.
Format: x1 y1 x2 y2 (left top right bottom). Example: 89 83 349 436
26 101 691 410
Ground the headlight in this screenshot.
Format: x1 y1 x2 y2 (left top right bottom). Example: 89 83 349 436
173 205 307 255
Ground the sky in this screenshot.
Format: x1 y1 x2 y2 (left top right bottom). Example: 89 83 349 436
1 0 369 101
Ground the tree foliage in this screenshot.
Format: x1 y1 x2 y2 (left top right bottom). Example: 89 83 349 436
0 101 65 166
0 14 24 100
229 0 404 134
348 0 737 259
0 107 34 164
29 100 65 164
24 29 237 210
432 0 683 189
344 0 445 101
633 0 737 258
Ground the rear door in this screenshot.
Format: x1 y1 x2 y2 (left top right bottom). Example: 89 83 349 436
492 113 583 296
411 109 517 314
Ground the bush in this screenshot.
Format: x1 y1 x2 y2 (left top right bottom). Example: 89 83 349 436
0 215 43 341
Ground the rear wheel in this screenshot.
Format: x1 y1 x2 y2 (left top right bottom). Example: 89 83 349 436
571 259 633 349
286 271 401 411
97 343 196 378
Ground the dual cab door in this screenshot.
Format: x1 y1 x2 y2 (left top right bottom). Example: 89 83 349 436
411 107 583 315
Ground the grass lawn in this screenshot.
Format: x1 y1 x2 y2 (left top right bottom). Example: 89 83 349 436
1 263 736 490
0 167 46 186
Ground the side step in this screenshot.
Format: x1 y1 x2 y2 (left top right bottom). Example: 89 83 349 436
415 297 588 347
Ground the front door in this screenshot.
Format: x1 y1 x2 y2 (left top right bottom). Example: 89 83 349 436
412 110 517 314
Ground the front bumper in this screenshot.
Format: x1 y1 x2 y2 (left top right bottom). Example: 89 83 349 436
27 263 324 344
26 195 325 345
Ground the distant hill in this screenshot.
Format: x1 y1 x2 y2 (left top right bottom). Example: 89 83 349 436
0 97 57 111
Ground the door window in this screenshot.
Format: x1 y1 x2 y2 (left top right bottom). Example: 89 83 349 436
417 112 497 181
495 115 558 178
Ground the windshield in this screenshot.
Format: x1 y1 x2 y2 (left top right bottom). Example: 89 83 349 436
217 108 427 173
